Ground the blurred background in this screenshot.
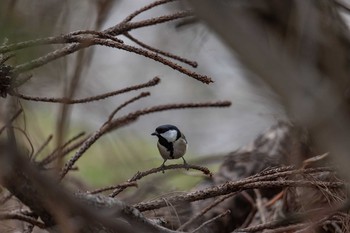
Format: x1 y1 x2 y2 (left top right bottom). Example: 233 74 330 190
0 0 286 188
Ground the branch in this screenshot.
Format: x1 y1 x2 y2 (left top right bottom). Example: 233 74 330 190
110 164 212 197
39 132 87 166
32 134 53 160
121 0 177 23
0 211 46 229
133 177 344 212
190 210 231 233
177 193 236 230
87 181 138 195
13 77 160 104
124 32 198 68
0 108 22 134
91 38 213 84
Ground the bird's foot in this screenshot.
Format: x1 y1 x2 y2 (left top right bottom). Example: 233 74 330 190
182 158 189 171
160 160 167 173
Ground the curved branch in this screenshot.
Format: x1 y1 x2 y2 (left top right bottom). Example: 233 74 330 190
133 179 344 212
110 164 212 197
13 77 160 104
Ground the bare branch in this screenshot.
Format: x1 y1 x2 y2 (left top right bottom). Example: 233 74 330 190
32 134 53 160
191 210 231 233
0 108 22 134
133 177 344 212
124 33 198 68
121 0 177 23
87 181 138 195
13 77 160 104
39 132 86 166
107 92 151 123
178 193 236 231
110 164 212 197
0 211 46 229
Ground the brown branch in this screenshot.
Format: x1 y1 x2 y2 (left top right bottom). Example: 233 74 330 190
92 37 213 84
133 179 344 212
1 9 192 54
124 32 198 68
106 101 231 133
191 209 231 233
0 53 15 64
68 30 123 43
0 192 13 205
60 100 231 180
32 134 53 160
13 77 160 104
87 181 138 195
0 33 120 54
12 43 87 75
12 126 34 158
177 192 236 231
0 108 22 134
110 164 212 197
39 132 86 166
0 211 46 229
121 0 177 23
107 92 151 123
334 0 350 13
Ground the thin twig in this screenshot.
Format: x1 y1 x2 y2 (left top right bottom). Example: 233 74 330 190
191 210 231 233
133 180 344 212
178 192 236 230
334 0 350 13
107 92 151 123
106 101 231 133
122 0 177 23
12 43 86 74
0 211 46 229
92 38 213 84
0 53 15 64
39 132 86 166
0 108 22 134
12 126 34 158
110 164 212 197
87 181 138 194
0 192 13 205
254 189 267 224
13 77 160 104
124 32 198 68
32 134 53 160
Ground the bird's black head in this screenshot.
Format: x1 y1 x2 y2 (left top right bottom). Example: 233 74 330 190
151 124 181 141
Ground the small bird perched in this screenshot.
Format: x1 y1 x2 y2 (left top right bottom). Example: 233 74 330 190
151 124 188 168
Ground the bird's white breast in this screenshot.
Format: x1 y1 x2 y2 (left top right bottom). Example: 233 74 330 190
157 137 187 159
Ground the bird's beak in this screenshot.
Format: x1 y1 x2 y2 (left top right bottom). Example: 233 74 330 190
151 132 158 136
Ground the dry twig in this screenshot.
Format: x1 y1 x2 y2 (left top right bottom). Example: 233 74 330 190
0 211 46 229
191 209 231 233
14 77 160 104
133 172 344 212
87 181 138 195
110 164 212 197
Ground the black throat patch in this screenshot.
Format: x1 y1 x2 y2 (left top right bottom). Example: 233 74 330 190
158 136 174 159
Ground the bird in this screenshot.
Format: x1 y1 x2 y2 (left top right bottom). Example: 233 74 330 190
151 124 188 169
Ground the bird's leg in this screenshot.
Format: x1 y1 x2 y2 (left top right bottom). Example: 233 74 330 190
182 157 189 170
160 159 167 173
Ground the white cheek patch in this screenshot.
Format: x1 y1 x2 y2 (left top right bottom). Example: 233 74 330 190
160 129 178 142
